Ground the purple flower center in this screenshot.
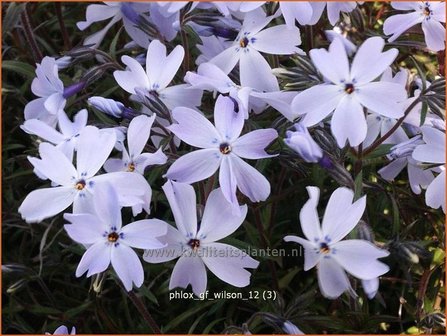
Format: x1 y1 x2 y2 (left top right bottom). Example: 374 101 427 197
108 232 119 243
239 37 249 48
319 242 330 254
219 143 232 154
344 83 355 94
188 239 200 250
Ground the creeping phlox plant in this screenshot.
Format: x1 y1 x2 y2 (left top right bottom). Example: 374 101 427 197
3 1 445 334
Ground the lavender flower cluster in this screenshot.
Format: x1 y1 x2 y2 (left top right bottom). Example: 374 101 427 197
9 1 445 334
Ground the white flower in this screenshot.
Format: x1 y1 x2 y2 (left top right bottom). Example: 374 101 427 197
18 126 150 223
412 125 446 212
291 37 407 147
325 28 357 56
143 181 259 296
64 183 166 291
113 40 202 110
384 1 446 52
25 57 65 126
104 115 167 215
379 135 434 195
209 9 302 92
165 95 278 210
77 2 152 48
284 187 389 299
21 109 88 161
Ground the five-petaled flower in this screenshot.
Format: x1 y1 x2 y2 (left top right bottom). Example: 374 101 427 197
284 186 389 299
143 181 259 296
165 95 278 210
64 183 166 291
292 37 407 147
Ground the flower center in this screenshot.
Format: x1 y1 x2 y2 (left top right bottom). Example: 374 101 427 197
188 239 200 251
239 37 249 48
319 242 331 254
344 83 355 94
127 162 135 172
108 232 119 243
423 6 431 16
75 180 86 190
219 143 232 154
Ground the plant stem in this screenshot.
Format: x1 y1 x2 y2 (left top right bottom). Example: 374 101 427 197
253 207 279 292
119 283 161 334
363 96 423 156
20 5 43 62
55 3 71 50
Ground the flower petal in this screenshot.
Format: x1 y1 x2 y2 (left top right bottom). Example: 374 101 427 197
331 95 367 147
425 170 446 212
64 213 105 244
92 182 122 231
18 187 76 223
232 129 278 159
114 55 150 94
21 119 64 144
413 126 446 164
209 46 240 74
283 235 319 271
299 186 323 242
239 48 279 92
253 25 302 55
169 255 208 297
111 243 144 291
120 219 167 249
218 156 239 208
128 115 155 158
29 142 77 186
310 38 349 84
230 154 271 202
317 256 351 299
350 37 398 84
291 84 343 127
165 149 221 184
76 241 111 277
198 188 247 243
214 95 245 143
322 188 366 243
201 242 259 287
169 107 221 148
356 82 406 118
383 12 423 42
332 240 390 279
161 84 203 110
76 126 116 178
146 40 184 89
162 180 197 237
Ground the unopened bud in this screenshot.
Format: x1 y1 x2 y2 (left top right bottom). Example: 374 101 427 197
88 96 124 118
285 123 323 163
387 135 423 160
63 81 86 99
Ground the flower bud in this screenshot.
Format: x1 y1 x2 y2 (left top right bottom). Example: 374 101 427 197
88 96 124 118
62 81 86 99
387 135 423 160
284 123 323 163
56 56 72 70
